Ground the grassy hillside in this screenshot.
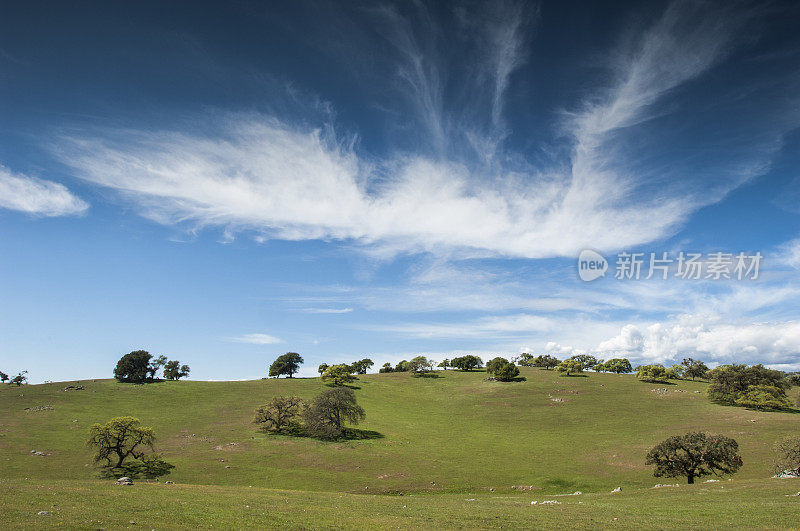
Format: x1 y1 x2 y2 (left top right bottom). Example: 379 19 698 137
2 478 799 530
1 368 799 528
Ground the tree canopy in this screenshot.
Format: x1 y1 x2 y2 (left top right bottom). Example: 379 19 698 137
557 359 583 376
533 355 560 370
269 352 304 378
486 357 520 381
350 359 374 375
637 364 669 383
516 353 535 366
569 354 598 370
301 387 365 439
707 364 790 407
163 360 190 380
408 356 434 375
604 358 633 374
253 396 304 434
85 416 174 478
450 355 483 371
646 432 742 484
321 364 357 386
114 350 153 383
682 358 709 381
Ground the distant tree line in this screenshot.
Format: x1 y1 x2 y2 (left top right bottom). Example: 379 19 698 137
113 351 190 383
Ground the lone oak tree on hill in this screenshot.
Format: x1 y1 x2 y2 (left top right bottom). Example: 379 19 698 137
253 396 305 433
114 350 153 383
269 352 304 378
646 432 742 484
302 387 365 439
87 416 155 469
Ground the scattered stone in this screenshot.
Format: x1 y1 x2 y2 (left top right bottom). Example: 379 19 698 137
611 487 622 493
694 390 701 393
129 521 135 525
489 487 495 492
785 492 800 497
116 477 133 485
511 485 539 491
550 398 564 402
652 483 679 488
225 465 231 469
773 470 800 479
531 500 561 505
704 479 720 483
165 481 174 484
37 511 52 516
554 491 582 496
25 405 54 412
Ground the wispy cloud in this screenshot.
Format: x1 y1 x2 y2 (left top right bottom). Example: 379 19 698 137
777 238 800 269
300 307 353 314
227 333 283 345
53 1 796 262
0 166 88 216
364 313 554 339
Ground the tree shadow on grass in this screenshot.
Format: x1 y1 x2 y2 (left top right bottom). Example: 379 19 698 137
413 372 443 379
265 427 384 441
487 377 527 383
340 428 385 440
560 374 589 378
323 383 362 390
728 404 800 414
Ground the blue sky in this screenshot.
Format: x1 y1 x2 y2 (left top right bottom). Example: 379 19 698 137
2 0 800 382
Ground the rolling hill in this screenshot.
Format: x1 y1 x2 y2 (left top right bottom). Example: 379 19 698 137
1 367 799 528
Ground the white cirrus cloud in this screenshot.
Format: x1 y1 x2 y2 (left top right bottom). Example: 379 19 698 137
777 238 800 269
0 166 88 216
300 308 353 314
228 333 284 345
364 313 555 339
53 2 795 259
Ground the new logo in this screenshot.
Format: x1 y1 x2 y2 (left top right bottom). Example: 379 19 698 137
578 249 608 282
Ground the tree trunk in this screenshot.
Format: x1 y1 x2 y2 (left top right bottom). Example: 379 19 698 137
687 471 695 484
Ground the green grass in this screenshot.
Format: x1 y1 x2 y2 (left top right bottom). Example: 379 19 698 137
1 368 799 528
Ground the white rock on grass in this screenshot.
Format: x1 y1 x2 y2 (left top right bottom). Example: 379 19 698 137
611 487 622 493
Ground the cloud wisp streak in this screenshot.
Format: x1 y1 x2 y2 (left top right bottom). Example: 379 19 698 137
0 166 88 216
227 333 284 345
52 2 797 260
